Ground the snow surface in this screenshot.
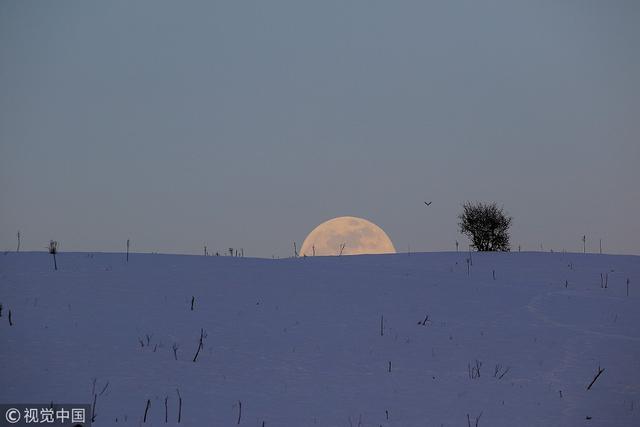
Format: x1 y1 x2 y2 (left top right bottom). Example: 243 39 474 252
1 251 639 426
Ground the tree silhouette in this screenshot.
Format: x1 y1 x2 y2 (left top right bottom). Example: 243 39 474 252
458 201 512 251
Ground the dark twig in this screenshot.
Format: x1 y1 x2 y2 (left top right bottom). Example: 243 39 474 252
467 411 483 427
237 400 242 424
176 388 182 423
172 343 179 360
418 314 430 326
498 366 510 380
338 242 346 256
468 359 482 379
48 240 58 270
91 393 97 422
494 364 502 377
143 399 151 423
99 381 109 396
627 278 630 297
587 366 605 390
192 328 205 362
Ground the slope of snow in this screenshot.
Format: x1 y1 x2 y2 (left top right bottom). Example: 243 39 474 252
1 251 639 426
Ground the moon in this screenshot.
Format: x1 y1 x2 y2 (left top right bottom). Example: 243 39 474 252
299 216 396 256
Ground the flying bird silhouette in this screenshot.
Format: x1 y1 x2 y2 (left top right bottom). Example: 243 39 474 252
424 201 432 206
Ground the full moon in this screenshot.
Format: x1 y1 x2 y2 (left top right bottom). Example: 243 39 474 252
299 216 396 256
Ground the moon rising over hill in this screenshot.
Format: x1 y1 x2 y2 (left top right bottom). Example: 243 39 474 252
300 216 396 256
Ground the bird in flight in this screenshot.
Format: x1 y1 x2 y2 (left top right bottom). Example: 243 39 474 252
424 201 432 206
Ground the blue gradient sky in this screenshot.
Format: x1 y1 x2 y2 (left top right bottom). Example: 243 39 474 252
1 1 638 256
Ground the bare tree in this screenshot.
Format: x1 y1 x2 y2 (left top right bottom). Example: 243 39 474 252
458 202 512 251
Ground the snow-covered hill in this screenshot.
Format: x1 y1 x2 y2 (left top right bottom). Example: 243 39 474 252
1 251 639 426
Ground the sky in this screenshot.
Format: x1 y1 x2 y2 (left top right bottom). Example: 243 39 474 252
1 1 638 257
